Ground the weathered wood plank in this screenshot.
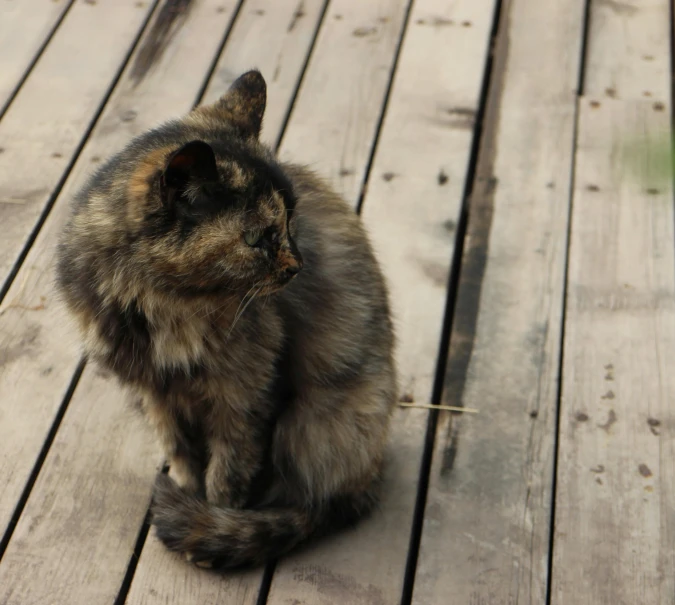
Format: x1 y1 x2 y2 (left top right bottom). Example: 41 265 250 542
0 368 160 605
0 0 155 293
584 0 670 101
201 0 328 148
412 0 586 602
277 0 411 207
551 2 674 602
125 2 328 603
266 0 498 602
0 2 242 603
0 0 157 544
551 97 675 605
0 0 73 117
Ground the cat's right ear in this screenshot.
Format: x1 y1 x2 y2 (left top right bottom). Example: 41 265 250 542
217 70 267 140
160 140 218 209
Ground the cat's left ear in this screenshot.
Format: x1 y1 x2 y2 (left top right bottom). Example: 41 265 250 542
160 140 219 208
217 70 267 140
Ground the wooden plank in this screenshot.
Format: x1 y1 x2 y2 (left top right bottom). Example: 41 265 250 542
551 97 675 605
584 0 670 101
200 0 328 147
412 0 586 602
0 368 161 605
0 2 242 603
0 0 73 117
551 0 674 600
125 2 329 603
277 0 411 208
0 0 155 292
0 0 157 543
265 0 498 603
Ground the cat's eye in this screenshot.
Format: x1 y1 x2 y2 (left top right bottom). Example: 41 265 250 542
244 230 262 246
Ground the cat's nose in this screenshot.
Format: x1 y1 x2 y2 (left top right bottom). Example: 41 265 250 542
284 263 302 277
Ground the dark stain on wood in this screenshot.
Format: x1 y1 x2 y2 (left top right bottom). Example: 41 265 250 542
447 106 476 117
439 412 460 477
399 392 414 403
440 3 511 473
426 17 455 26
382 172 397 182
443 219 456 232
605 87 617 98
597 409 617 432
130 0 195 86
437 169 449 185
653 102 665 112
353 26 377 37
601 390 615 400
419 259 449 288
120 109 138 122
647 417 661 436
575 411 589 422
293 564 386 605
288 2 305 32
591 464 604 473
638 463 652 478
586 184 600 192
590 100 601 108
0 323 41 368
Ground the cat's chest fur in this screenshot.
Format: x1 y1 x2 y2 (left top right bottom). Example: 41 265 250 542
91 297 284 405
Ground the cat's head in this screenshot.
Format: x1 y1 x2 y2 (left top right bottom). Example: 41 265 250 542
124 71 303 299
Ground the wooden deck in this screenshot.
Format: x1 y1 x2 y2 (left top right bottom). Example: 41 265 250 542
0 0 673 603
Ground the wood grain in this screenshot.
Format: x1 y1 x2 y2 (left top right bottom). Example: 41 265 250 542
0 367 161 605
266 0 497 602
0 0 73 117
277 0 411 207
200 0 327 148
584 0 670 101
551 2 674 602
551 96 675 605
0 0 157 543
0 0 156 292
412 0 586 602
0 2 241 602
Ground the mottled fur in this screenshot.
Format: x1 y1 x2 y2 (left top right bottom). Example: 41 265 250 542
56 71 396 568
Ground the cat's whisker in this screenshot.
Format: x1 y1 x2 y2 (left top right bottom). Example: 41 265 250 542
227 283 262 338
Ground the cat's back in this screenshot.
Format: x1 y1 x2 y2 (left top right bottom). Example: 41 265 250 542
278 164 394 378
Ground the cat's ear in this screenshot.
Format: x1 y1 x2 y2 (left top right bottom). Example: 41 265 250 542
218 70 266 139
160 140 218 208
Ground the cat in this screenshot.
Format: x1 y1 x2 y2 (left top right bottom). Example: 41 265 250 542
55 70 397 569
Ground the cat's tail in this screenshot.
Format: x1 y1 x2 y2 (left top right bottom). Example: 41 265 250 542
150 474 374 569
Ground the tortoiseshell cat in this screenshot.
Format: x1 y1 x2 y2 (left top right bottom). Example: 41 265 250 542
56 71 397 568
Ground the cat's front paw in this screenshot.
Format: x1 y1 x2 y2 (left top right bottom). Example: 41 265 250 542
170 456 204 497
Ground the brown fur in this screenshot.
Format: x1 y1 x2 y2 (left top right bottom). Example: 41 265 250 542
55 71 397 568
